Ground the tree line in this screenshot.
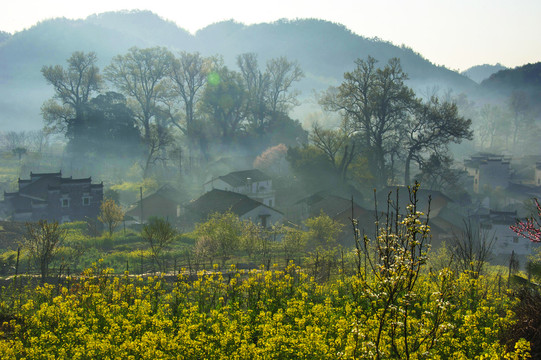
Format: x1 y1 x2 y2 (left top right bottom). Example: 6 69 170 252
41 48 306 178
40 50 474 190
287 56 472 191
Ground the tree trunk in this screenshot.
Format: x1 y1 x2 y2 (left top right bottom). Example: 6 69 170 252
404 152 413 186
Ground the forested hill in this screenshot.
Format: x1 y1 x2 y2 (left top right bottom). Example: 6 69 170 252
0 10 478 130
461 63 507 84
0 31 10 45
481 62 541 90
479 62 541 114
194 19 476 93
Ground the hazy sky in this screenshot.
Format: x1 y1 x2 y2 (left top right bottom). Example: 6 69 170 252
2 0 540 71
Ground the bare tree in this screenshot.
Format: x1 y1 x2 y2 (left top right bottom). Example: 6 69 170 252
311 123 356 181
142 217 177 273
41 51 102 140
266 56 304 114
403 96 472 185
451 219 495 278
106 47 174 175
25 220 66 280
320 56 414 186
169 52 215 168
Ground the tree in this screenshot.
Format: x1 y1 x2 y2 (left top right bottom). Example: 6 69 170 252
403 97 473 185
12 147 27 161
416 154 465 192
253 143 289 176
304 211 343 251
193 211 243 268
451 219 495 278
98 198 125 236
199 66 247 146
286 144 337 191
237 54 304 140
1 131 28 150
511 198 541 243
41 51 102 145
281 225 306 264
25 220 65 280
304 212 343 282
310 123 357 182
237 53 271 136
142 217 177 273
476 103 508 150
241 221 280 269
169 52 215 167
509 90 532 152
350 183 445 359
78 92 142 157
105 47 174 175
321 56 414 186
266 56 304 114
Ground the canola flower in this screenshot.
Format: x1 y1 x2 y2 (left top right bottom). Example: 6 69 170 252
0 261 530 359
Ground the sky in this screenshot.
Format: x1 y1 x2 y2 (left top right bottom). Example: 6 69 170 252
2 0 540 71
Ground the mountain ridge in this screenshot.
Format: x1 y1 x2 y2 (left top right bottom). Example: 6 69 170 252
0 10 503 130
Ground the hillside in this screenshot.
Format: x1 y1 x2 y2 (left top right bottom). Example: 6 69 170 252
479 62 541 113
0 11 478 131
481 62 541 90
0 31 10 45
462 63 507 84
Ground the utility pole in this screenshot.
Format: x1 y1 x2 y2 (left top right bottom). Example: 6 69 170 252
140 186 144 224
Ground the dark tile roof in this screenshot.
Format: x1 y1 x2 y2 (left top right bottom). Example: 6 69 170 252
60 177 92 184
6 172 102 215
154 184 184 203
213 169 270 187
376 187 453 215
187 189 277 218
309 195 362 218
30 171 62 178
295 187 364 207
19 175 62 200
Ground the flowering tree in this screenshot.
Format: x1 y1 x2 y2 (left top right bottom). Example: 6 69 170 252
510 198 541 242
98 198 124 236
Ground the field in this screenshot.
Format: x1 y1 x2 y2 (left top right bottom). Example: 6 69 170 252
0 207 537 359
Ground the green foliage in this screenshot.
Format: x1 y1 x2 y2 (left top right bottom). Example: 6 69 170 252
304 211 343 250
193 211 243 268
98 198 125 236
142 217 178 273
0 263 527 359
24 220 66 280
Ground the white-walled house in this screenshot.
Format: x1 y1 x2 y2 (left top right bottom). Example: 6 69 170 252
464 154 511 194
203 169 275 207
474 210 540 260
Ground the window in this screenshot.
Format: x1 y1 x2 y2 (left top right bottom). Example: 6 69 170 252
82 197 90 206
61 198 70 208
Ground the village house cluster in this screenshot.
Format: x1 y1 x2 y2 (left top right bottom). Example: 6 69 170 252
1 154 541 265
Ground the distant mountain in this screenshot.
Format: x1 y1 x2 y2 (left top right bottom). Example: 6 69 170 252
85 10 194 50
480 62 541 113
194 19 477 94
0 31 10 45
0 11 479 130
481 62 541 89
461 63 507 84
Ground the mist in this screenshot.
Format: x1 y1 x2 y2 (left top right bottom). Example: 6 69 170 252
1 10 540 266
